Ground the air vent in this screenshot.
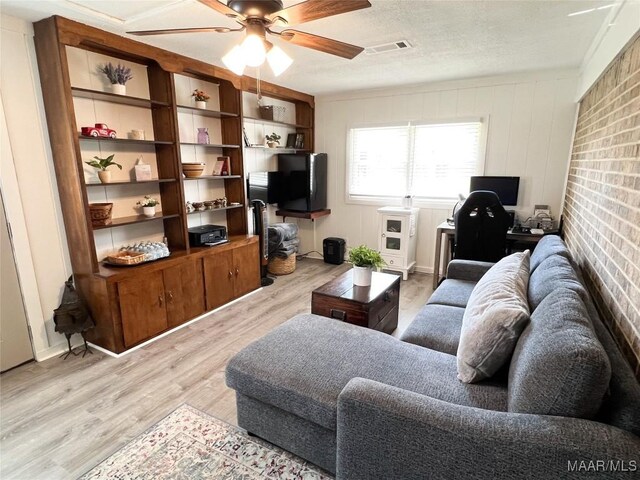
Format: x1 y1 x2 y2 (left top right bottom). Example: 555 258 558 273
364 40 412 55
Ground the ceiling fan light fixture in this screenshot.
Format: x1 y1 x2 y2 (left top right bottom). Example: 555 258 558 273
267 45 293 76
241 34 267 67
222 45 247 76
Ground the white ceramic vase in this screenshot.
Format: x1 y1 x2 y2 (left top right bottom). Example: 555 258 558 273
111 83 126 95
98 170 111 183
353 266 373 287
267 141 277 148
143 206 156 217
196 100 206 109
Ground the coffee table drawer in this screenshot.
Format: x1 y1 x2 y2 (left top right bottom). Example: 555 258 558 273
311 295 368 327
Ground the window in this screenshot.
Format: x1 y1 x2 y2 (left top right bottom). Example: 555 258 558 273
347 119 485 203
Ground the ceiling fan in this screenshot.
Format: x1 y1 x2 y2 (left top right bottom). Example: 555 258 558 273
128 0 372 76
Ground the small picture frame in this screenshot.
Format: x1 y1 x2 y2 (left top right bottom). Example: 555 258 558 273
242 128 250 147
295 133 304 149
218 156 230 176
213 160 224 176
286 133 297 149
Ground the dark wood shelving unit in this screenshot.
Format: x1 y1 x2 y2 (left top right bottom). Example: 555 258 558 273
85 179 176 187
183 175 242 181
71 86 170 107
243 116 307 129
179 142 240 148
79 135 173 145
93 212 180 230
176 105 238 118
276 209 331 222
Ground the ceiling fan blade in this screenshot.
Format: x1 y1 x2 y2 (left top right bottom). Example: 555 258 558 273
269 0 371 25
198 0 245 20
128 26 242 36
277 29 364 59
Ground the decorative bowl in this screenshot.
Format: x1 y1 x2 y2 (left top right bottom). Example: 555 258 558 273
182 163 205 178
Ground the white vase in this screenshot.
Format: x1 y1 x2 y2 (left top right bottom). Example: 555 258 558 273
143 206 156 217
111 83 126 95
267 142 277 148
196 100 206 109
98 170 111 183
353 266 373 287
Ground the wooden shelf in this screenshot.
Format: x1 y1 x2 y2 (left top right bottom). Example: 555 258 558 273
79 135 173 145
187 204 243 215
93 212 180 230
275 209 331 221
179 142 240 149
183 175 242 181
243 116 309 129
177 105 238 118
71 87 170 108
245 146 309 152
85 179 176 187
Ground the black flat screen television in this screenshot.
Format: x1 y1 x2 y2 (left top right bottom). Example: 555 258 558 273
469 176 520 206
277 153 327 212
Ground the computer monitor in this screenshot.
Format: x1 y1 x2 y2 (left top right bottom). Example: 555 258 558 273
469 176 520 206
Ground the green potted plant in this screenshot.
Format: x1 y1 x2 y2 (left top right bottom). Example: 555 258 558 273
266 132 281 148
348 244 385 286
192 89 210 109
99 63 133 95
85 154 122 184
136 195 160 217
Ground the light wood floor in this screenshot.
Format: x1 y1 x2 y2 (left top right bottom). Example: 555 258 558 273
0 259 433 479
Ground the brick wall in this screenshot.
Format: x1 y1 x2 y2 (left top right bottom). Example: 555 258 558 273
563 34 640 378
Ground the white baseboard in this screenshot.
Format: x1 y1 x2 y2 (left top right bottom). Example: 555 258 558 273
34 338 84 362
414 265 434 275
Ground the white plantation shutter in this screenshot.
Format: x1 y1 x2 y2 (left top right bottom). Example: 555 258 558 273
348 125 409 197
410 121 483 199
348 120 484 201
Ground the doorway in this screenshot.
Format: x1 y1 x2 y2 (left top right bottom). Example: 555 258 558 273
0 191 34 372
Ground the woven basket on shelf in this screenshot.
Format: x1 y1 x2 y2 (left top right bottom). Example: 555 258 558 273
259 105 286 123
268 254 296 275
89 203 113 226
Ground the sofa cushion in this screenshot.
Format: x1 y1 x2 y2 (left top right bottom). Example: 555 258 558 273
508 288 611 418
427 279 476 308
226 314 508 431
528 255 588 311
529 234 570 272
399 304 464 355
457 251 531 383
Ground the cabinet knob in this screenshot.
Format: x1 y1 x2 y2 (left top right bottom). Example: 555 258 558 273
158 295 164 307
235 267 239 276
382 233 386 238
168 292 174 302
228 270 233 278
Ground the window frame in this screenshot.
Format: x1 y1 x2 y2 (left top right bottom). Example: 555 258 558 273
345 117 489 209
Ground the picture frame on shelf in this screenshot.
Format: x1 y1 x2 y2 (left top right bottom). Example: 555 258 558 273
295 133 304 149
218 156 230 176
213 160 224 176
242 127 250 147
286 133 297 148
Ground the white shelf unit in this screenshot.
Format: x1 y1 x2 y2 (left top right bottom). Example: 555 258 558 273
378 207 420 280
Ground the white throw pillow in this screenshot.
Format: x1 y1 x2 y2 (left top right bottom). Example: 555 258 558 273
457 250 531 383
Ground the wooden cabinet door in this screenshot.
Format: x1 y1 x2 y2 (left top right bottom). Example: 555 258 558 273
163 258 205 328
118 271 167 347
233 242 261 298
203 250 235 310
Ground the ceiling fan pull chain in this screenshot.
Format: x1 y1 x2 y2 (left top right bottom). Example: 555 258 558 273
256 67 263 106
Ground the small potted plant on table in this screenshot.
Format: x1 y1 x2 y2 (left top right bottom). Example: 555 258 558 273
85 154 122 183
137 195 160 217
348 245 385 287
192 89 210 109
99 63 133 95
266 132 281 148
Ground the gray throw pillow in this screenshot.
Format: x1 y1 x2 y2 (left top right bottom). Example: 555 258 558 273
457 251 531 383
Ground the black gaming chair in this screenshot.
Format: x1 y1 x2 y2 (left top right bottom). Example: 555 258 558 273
454 190 510 262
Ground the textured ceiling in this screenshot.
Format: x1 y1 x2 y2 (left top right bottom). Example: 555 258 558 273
0 0 615 95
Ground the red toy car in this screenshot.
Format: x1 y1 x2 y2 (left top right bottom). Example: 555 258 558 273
81 123 117 138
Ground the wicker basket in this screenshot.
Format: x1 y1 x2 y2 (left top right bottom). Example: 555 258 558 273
105 250 146 266
268 254 296 275
259 105 286 123
89 203 113 226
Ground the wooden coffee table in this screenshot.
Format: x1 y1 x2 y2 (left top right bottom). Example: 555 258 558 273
311 270 400 334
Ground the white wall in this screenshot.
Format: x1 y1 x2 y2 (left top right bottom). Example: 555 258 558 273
577 0 640 100
1 15 73 359
305 70 579 272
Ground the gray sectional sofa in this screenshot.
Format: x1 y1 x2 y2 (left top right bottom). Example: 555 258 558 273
226 236 640 479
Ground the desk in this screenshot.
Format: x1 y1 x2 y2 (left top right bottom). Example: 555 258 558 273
432 221 558 289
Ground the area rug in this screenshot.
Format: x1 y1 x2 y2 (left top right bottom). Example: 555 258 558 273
80 404 332 479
